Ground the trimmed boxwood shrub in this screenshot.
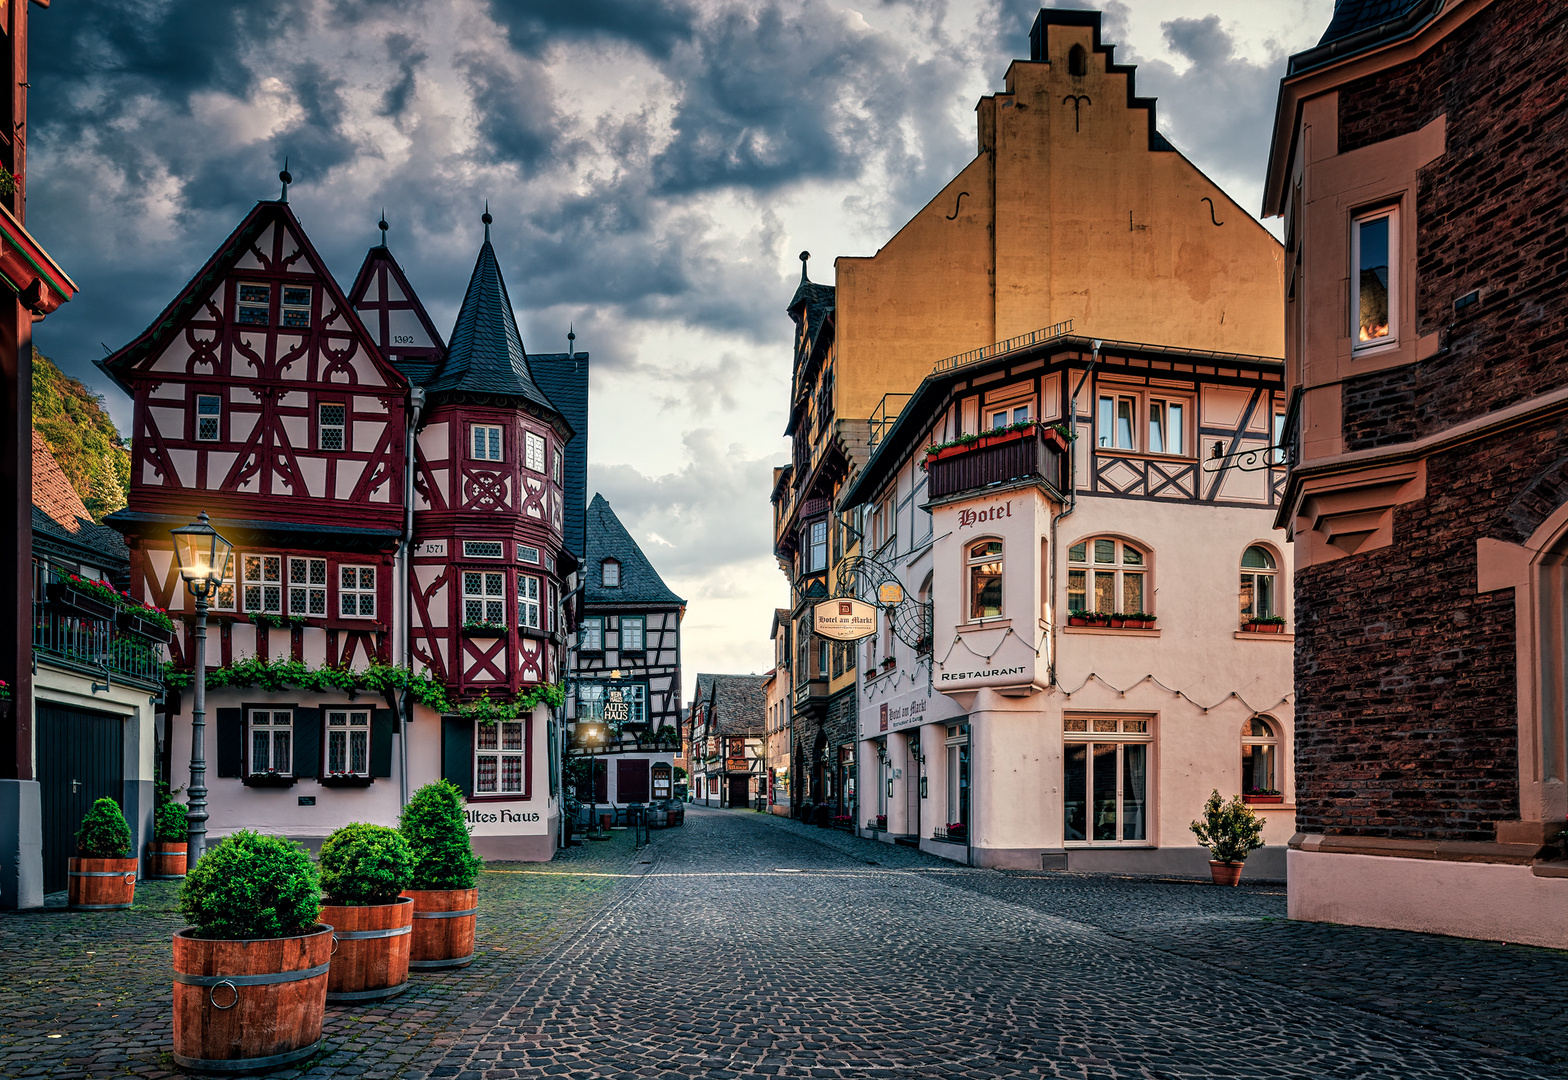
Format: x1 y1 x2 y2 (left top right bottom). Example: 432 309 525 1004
399 780 482 891
319 822 414 906
76 797 133 858
153 791 188 843
179 831 321 939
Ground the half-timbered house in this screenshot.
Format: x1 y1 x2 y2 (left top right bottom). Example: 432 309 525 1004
100 199 579 860
565 494 683 810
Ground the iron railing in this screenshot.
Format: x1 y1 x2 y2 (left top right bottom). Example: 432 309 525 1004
33 601 164 689
931 320 1074 375
869 392 913 450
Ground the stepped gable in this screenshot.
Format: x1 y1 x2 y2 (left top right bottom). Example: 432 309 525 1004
583 493 684 606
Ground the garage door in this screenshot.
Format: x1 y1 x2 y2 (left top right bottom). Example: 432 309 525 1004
36 703 125 894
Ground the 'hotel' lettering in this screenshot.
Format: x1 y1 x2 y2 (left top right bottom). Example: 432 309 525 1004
958 502 1012 529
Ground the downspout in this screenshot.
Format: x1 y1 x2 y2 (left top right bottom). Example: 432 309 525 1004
1048 341 1100 687
398 386 426 809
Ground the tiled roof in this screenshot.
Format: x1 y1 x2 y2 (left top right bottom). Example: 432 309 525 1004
1318 0 1431 45
31 431 129 568
425 234 562 421
582 493 684 606
696 673 767 736
529 351 589 558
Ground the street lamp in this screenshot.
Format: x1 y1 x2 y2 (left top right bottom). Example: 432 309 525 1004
170 511 233 866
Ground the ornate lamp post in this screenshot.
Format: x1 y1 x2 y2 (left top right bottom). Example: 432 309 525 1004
170 512 233 865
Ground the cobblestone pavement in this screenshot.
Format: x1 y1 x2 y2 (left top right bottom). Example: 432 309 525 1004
0 829 645 1079
4 810 1564 1079
432 807 1566 1080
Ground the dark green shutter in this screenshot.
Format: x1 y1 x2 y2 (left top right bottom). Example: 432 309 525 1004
293 707 321 779
370 709 395 777
215 709 243 777
441 717 473 796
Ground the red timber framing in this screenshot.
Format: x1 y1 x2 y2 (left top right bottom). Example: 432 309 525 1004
347 244 445 377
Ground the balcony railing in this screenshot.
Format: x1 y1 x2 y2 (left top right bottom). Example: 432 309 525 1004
33 601 165 689
926 424 1068 501
931 319 1073 375
869 393 912 451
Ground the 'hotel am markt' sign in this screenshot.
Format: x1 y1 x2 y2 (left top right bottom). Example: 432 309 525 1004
814 598 877 641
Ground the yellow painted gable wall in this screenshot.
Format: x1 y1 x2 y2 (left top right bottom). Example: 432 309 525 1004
834 20 1284 422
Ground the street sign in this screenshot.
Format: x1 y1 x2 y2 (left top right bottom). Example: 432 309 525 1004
814 598 877 640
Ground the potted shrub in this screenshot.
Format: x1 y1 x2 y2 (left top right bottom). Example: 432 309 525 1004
147 789 189 879
69 797 137 910
399 781 483 971
172 831 329 1072
318 822 415 1003
1189 789 1265 886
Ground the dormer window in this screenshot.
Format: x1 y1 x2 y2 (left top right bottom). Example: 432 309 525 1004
602 559 620 588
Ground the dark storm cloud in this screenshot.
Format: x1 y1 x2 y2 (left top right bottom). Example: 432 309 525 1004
485 0 701 60
380 34 428 120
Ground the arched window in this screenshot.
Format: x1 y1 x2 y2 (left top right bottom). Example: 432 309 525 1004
1068 44 1088 77
1067 538 1147 615
1240 545 1278 619
1242 717 1280 796
968 540 1004 619
601 559 620 588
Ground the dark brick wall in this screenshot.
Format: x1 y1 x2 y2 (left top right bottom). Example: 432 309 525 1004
1336 1 1568 453
792 687 857 813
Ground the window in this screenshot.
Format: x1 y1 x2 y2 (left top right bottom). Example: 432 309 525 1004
547 581 556 633
518 545 540 565
471 425 503 461
818 639 829 677
318 403 345 451
601 560 620 588
807 520 828 572
462 540 503 559
242 554 283 614
517 574 540 629
985 382 1035 431
237 283 270 325
1242 716 1279 796
288 557 327 618
340 565 375 618
1063 715 1151 843
1097 393 1136 450
326 709 370 776
281 286 311 328
621 616 645 653
213 558 236 612
476 720 526 793
1067 538 1146 615
196 395 222 442
464 571 506 626
1068 43 1088 77
968 540 1003 619
553 450 563 485
524 431 546 473
1098 390 1189 455
1147 399 1185 456
1240 546 1278 621
946 724 970 831
580 616 603 652
579 682 646 725
249 709 292 776
1353 208 1395 347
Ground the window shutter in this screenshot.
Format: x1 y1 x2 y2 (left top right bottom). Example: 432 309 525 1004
441 717 473 796
293 708 321 779
595 759 608 803
215 709 243 777
370 709 395 777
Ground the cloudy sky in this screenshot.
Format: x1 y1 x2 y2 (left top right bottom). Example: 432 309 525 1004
29 0 1334 701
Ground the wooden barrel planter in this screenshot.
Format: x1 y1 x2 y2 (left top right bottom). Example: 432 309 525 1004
320 896 413 1003
401 888 478 970
147 842 188 879
68 857 138 909
172 924 331 1073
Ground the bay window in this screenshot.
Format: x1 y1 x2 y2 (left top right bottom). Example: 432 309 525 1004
463 571 506 626
518 574 540 629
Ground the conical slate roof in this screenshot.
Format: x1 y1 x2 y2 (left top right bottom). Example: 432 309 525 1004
583 493 685 606
424 230 559 416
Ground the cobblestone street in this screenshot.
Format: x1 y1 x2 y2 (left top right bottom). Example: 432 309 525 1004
3 808 1565 1079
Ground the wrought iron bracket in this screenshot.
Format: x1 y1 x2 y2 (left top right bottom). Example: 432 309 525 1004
1201 444 1288 474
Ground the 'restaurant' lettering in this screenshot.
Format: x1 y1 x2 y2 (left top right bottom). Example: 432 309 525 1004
940 666 1027 682
958 501 1012 529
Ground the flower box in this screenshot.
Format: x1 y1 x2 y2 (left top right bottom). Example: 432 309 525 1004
1244 794 1284 804
462 623 508 638
46 581 116 620
1242 621 1285 634
116 609 174 644
241 772 296 788
319 773 374 788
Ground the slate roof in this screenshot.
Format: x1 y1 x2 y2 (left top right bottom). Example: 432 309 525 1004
695 673 767 736
582 493 685 607
32 432 129 571
424 231 563 423
1318 0 1431 44
529 351 590 558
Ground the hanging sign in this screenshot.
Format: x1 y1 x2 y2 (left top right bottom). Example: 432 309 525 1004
814 598 877 641
602 686 631 723
878 582 905 605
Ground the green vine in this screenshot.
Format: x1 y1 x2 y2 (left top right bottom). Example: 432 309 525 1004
157 657 562 723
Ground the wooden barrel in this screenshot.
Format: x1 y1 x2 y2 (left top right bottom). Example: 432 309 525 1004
147 842 188 879
401 888 478 970
320 897 412 1003
68 857 137 910
171 924 331 1073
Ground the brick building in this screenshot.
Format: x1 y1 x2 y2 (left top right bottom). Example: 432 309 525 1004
1266 0 1568 946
